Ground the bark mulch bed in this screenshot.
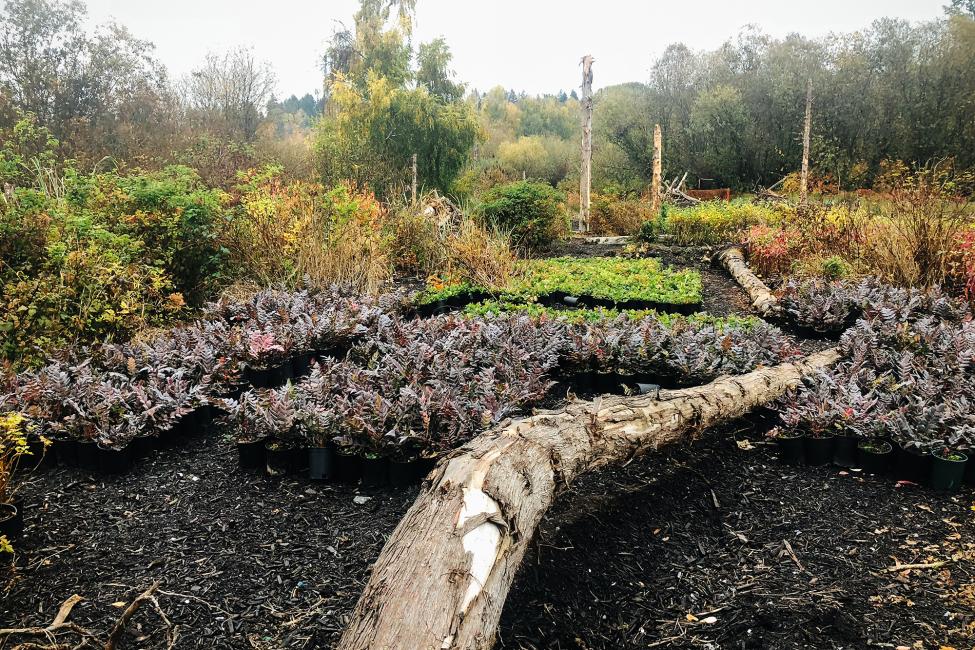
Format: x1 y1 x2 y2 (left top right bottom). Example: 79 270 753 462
0 436 417 649
499 422 975 649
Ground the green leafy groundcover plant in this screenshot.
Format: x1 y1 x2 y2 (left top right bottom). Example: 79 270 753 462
461 300 756 329
419 257 702 307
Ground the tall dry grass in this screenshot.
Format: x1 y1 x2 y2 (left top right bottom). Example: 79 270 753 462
861 184 971 290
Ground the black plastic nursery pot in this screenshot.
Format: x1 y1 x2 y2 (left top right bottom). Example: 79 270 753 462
929 451 967 491
293 352 313 378
334 450 362 484
76 441 100 471
857 440 893 475
832 434 858 468
244 367 271 389
803 434 834 466
26 436 54 469
97 445 132 475
53 439 78 467
129 436 154 460
0 503 23 538
388 457 436 487
361 456 389 487
237 439 266 469
265 443 297 476
308 446 336 481
777 433 805 466
895 444 932 485
267 362 294 387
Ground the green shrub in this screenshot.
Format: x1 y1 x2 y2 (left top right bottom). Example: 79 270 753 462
479 180 567 249
820 255 852 280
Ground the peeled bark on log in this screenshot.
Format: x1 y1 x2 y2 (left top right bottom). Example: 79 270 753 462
718 247 779 316
338 348 841 650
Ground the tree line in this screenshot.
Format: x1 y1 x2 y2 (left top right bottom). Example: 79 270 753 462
2 0 973 197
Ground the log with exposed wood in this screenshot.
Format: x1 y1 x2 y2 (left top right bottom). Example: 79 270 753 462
338 348 841 650
717 247 779 316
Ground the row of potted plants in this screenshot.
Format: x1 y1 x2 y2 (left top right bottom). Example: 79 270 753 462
0 288 404 470
776 304 975 491
221 312 800 474
774 278 969 336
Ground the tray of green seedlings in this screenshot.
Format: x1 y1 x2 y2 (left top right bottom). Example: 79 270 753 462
417 257 703 314
461 299 754 328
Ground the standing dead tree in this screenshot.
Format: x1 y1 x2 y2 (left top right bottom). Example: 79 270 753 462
338 348 841 649
576 54 594 233
650 124 663 215
799 79 812 207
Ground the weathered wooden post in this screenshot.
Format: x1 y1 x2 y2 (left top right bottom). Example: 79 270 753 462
799 79 812 207
650 123 662 216
411 153 418 204
577 54 594 233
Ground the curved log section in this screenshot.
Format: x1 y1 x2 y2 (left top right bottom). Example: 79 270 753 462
718 247 779 316
338 348 842 650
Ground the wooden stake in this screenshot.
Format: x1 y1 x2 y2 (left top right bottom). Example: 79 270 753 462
651 123 662 215
799 79 812 206
577 54 594 233
411 153 418 204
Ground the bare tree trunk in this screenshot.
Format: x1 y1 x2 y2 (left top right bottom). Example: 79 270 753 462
650 124 662 215
718 247 779 316
411 153 418 204
338 348 841 650
799 79 812 207
577 55 594 233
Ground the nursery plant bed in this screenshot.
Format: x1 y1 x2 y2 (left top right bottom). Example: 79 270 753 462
418 257 703 314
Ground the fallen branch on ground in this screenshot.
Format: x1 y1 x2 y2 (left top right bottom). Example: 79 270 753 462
717 247 779 316
339 348 842 649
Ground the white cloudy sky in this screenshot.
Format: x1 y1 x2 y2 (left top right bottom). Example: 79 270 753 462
81 0 949 98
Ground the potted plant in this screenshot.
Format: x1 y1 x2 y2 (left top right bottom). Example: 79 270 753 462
771 427 805 466
0 412 32 539
888 409 939 485
297 401 336 481
856 438 894 475
929 447 967 491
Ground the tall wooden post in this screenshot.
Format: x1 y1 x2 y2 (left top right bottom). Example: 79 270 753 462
411 153 418 204
650 124 662 216
799 79 812 207
577 54 594 233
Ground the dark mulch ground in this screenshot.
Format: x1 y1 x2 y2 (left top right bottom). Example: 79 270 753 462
499 423 975 649
0 436 417 648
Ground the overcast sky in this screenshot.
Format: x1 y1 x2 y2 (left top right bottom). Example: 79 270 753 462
81 0 949 98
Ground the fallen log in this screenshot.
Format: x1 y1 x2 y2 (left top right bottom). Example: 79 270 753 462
338 347 841 650
717 247 779 316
